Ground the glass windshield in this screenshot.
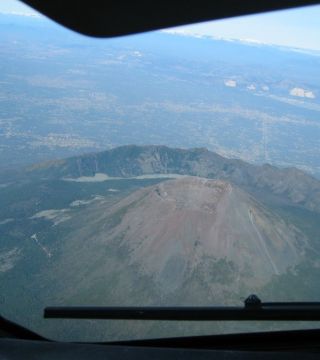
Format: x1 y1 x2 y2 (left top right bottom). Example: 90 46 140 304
0 0 320 342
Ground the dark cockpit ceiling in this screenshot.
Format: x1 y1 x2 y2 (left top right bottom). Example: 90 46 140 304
21 0 320 38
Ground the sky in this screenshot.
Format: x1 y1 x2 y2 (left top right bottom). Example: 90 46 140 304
0 0 39 16
0 0 320 51
172 5 320 51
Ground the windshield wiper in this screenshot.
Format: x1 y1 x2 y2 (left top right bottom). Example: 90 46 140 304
44 295 320 321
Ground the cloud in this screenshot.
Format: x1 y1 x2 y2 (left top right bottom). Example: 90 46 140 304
290 87 315 99
225 79 237 88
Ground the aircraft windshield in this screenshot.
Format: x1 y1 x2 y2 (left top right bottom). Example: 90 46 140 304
0 0 320 342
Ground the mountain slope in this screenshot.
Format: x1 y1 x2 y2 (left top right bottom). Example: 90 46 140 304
97 178 308 286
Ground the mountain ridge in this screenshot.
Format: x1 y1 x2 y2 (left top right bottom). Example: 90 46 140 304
26 145 320 213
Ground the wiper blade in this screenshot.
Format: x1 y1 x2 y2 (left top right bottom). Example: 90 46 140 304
44 295 320 321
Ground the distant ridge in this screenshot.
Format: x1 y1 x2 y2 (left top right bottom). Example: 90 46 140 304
27 145 320 213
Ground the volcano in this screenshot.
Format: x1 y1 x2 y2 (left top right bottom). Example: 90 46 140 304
100 177 308 289
44 177 309 307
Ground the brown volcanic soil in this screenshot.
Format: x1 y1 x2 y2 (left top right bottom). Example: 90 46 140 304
100 177 308 291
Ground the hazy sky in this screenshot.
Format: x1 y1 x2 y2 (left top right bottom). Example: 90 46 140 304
173 5 320 51
0 0 38 16
1 0 320 50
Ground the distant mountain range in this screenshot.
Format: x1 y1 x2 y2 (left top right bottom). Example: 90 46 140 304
28 145 320 213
